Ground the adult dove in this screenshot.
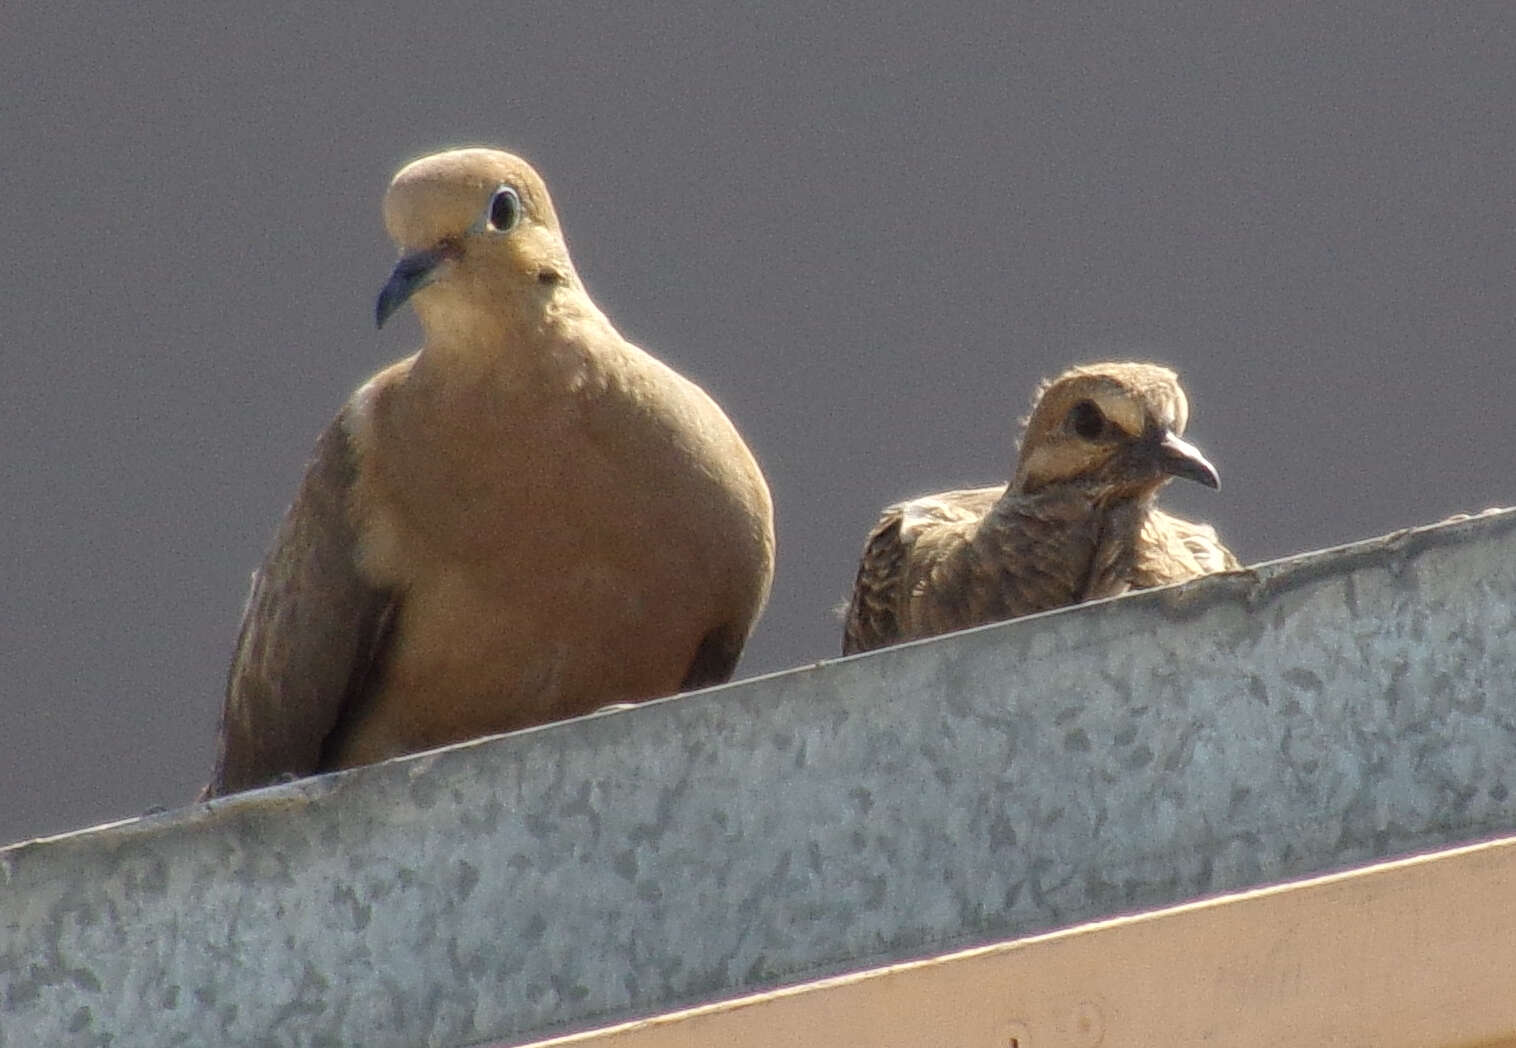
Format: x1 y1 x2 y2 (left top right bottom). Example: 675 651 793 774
842 361 1236 655
206 148 775 796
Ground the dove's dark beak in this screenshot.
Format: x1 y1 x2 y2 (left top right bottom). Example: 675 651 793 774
376 246 451 329
1153 429 1221 489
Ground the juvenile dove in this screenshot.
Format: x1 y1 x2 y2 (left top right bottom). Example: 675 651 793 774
206 148 775 796
842 361 1236 655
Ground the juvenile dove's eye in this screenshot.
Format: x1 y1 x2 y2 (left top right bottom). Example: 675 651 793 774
487 186 521 231
1068 399 1105 441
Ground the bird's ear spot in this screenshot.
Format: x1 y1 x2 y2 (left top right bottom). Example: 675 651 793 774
1067 399 1107 441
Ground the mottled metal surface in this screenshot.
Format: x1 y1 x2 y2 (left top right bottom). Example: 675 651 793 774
4 510 1516 1047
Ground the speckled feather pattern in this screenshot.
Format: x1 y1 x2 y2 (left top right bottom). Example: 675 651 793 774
843 362 1236 654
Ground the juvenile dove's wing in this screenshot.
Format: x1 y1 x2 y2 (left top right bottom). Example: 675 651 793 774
842 487 1000 655
1132 506 1241 588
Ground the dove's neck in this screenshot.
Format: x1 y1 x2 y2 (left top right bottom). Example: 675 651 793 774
410 286 621 402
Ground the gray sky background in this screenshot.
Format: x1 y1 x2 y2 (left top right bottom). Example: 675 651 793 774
4 4 1513 845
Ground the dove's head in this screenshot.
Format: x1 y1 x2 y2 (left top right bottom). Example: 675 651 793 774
376 148 579 330
1012 361 1219 497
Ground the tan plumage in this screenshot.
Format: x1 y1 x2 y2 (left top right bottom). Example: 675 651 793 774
842 361 1237 655
206 148 774 796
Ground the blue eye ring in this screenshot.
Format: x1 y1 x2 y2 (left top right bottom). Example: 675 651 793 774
486 185 521 232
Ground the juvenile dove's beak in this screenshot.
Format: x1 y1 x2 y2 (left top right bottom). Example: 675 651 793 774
1154 430 1220 489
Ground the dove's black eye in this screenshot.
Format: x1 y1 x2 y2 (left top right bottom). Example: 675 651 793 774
1068 399 1106 441
487 186 521 232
